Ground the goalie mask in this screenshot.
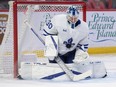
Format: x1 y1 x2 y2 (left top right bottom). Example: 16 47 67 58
67 6 79 29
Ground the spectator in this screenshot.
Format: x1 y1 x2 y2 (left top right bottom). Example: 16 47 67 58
101 0 112 9
0 1 9 9
112 0 116 8
0 0 15 9
86 0 106 9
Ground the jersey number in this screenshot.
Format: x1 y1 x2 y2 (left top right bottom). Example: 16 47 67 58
46 20 53 29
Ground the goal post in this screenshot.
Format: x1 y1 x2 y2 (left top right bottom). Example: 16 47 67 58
0 1 86 78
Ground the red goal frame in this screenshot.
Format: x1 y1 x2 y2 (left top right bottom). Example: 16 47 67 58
13 1 86 78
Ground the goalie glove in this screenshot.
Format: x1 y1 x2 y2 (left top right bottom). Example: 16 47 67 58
73 49 89 63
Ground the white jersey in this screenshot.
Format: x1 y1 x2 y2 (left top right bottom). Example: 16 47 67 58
43 14 89 55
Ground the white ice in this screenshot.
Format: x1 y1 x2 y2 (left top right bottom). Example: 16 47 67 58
0 53 116 87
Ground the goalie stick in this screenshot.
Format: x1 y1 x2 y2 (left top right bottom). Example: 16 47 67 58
24 20 92 81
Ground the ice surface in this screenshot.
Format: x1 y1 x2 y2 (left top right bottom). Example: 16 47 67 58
0 53 116 87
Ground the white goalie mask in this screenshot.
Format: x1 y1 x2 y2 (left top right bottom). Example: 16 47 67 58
67 6 79 29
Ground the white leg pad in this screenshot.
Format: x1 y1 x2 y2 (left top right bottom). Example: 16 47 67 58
74 60 107 78
19 62 90 81
19 60 107 80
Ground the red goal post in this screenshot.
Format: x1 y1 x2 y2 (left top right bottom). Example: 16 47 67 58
0 1 86 78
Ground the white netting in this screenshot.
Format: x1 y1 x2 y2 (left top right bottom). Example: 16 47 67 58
18 4 83 12
0 1 14 78
17 3 84 58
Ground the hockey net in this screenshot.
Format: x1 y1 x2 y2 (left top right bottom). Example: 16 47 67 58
0 1 86 78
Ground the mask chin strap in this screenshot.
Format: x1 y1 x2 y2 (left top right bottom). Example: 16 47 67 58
67 21 75 29
71 23 75 29
68 20 81 29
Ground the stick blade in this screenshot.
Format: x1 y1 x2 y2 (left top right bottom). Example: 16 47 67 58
73 70 92 81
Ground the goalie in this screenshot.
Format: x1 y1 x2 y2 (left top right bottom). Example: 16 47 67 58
43 6 89 64
43 5 107 78
19 5 107 80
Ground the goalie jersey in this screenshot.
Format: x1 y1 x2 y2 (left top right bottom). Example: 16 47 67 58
43 14 89 55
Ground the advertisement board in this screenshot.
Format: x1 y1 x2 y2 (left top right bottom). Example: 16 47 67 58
0 12 8 45
87 10 116 53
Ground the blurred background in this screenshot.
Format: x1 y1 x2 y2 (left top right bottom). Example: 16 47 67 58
0 0 116 10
